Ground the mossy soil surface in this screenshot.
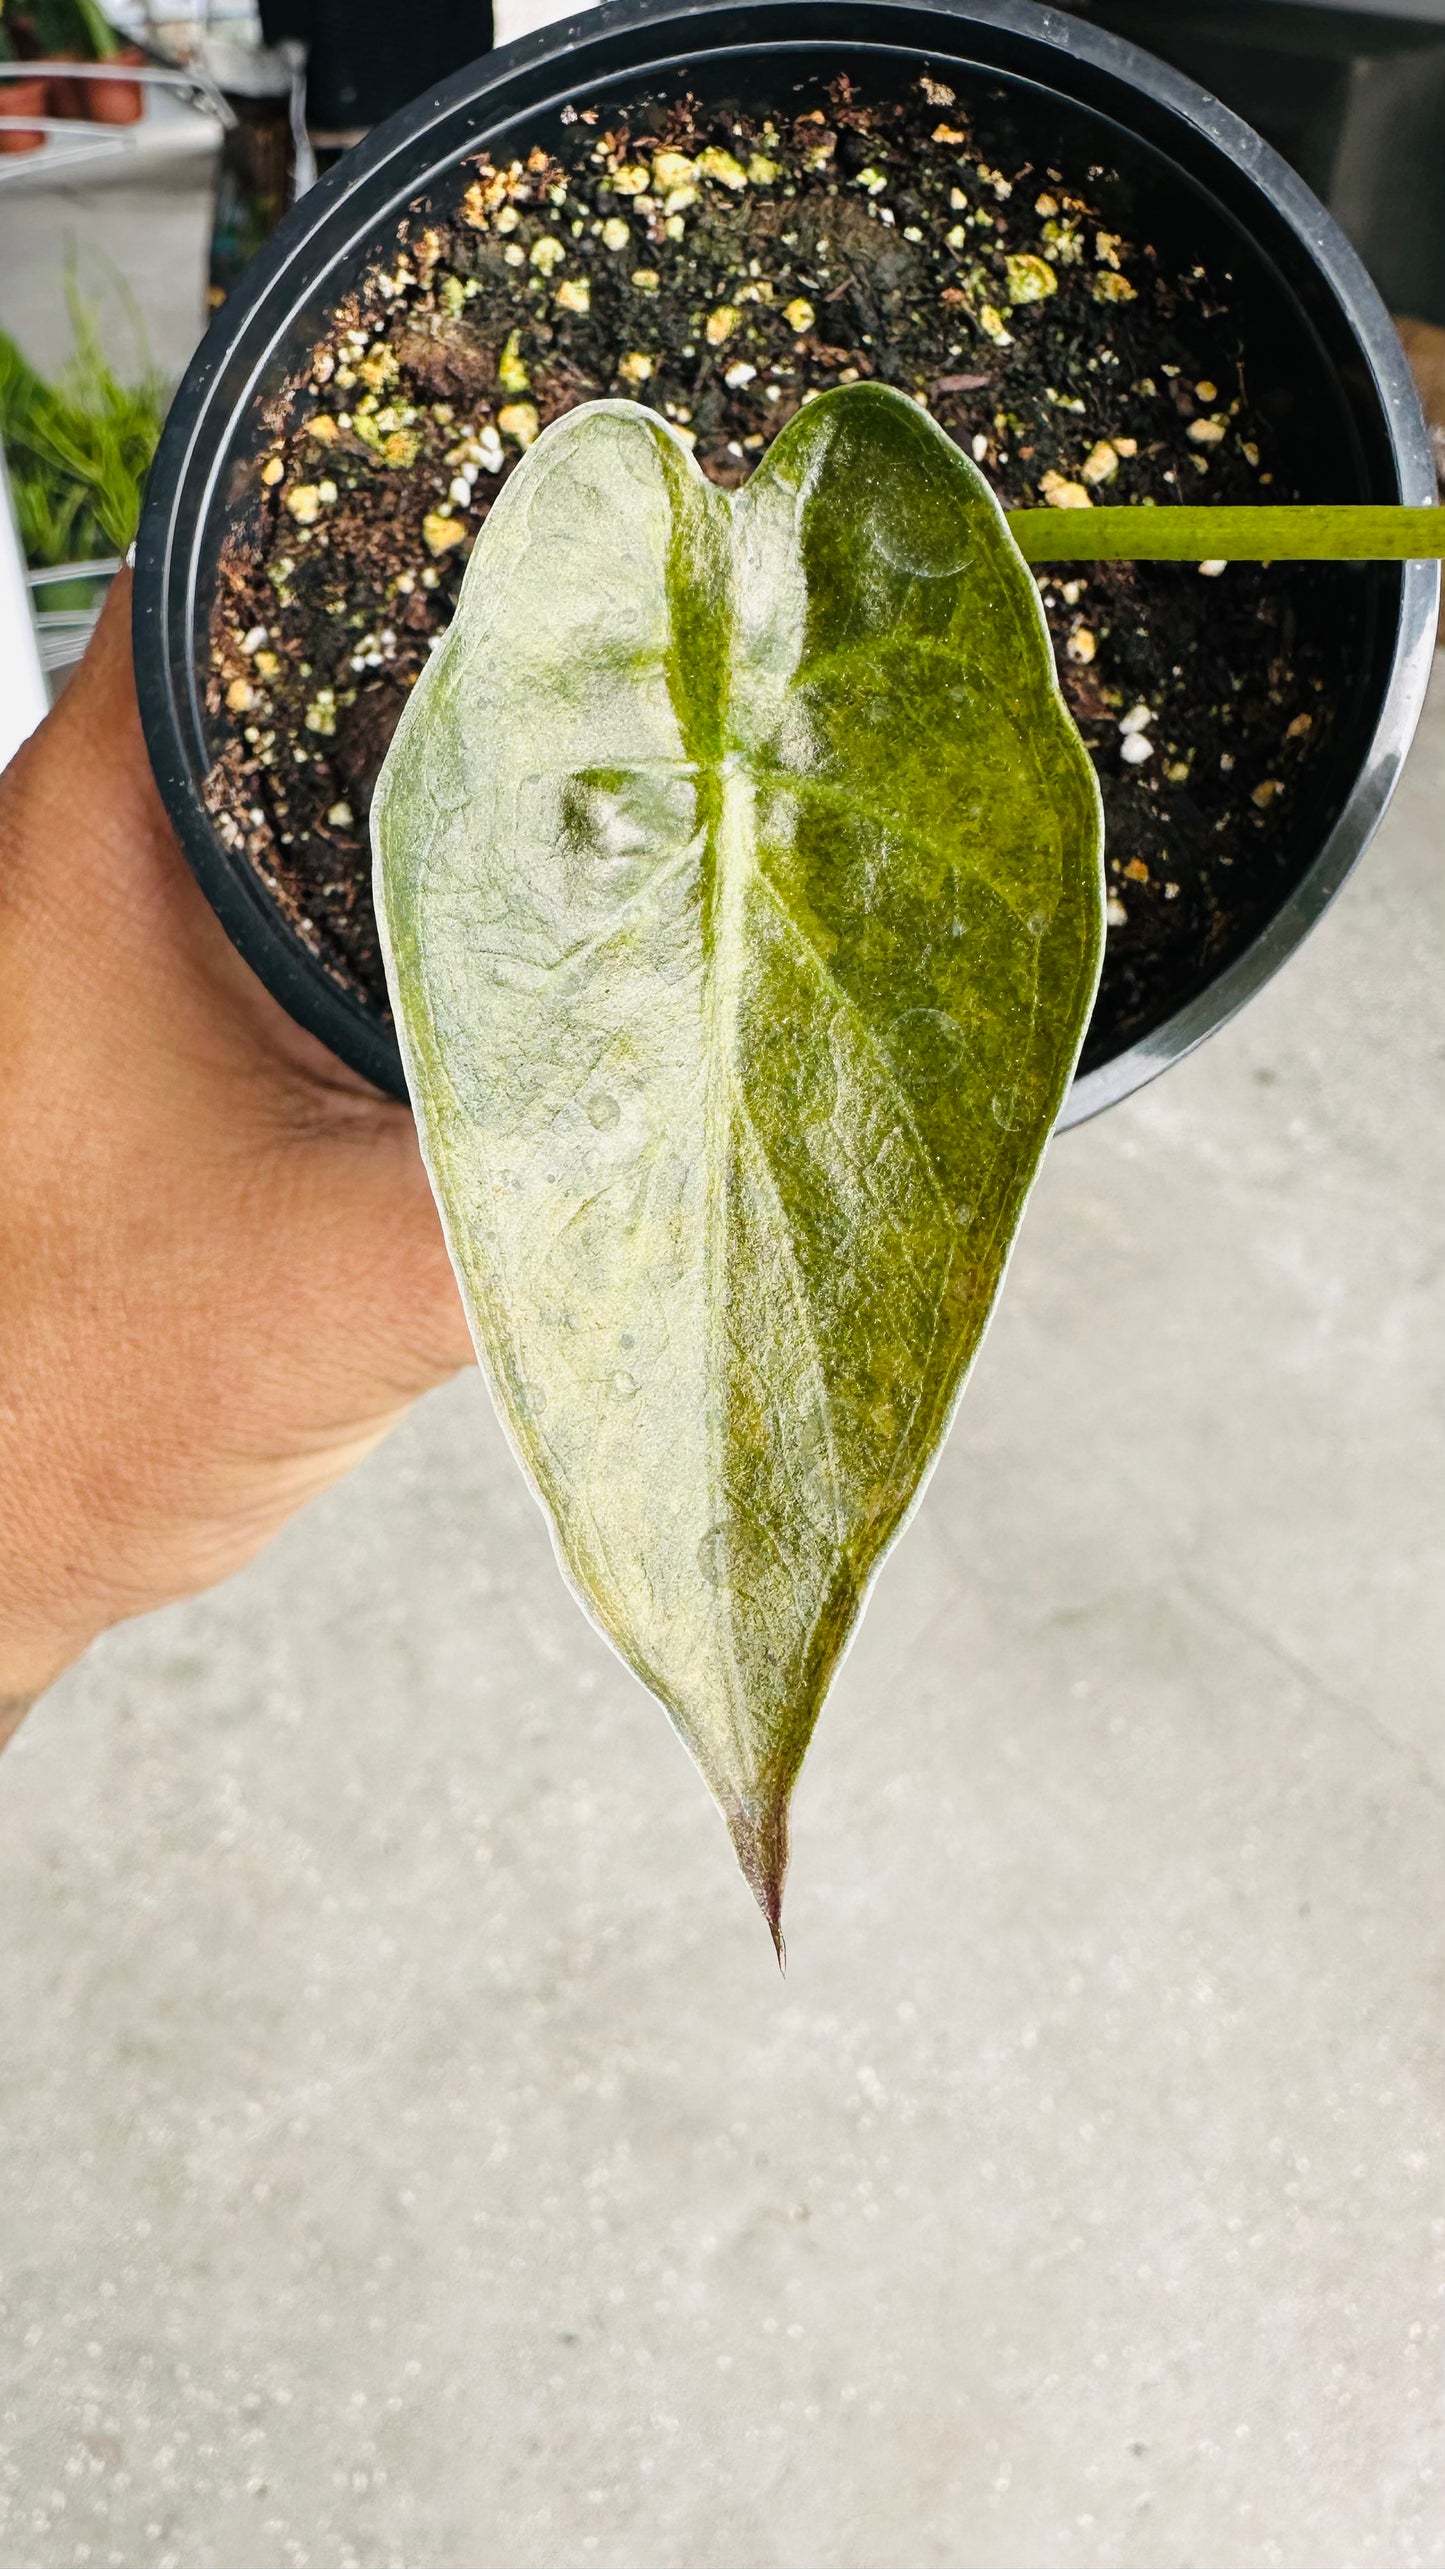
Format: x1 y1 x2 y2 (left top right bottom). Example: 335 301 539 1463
207 72 1350 1071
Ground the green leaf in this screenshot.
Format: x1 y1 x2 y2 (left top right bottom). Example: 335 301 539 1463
0 281 164 569
373 384 1104 1946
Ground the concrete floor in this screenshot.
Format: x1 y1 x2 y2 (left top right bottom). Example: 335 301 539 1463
2 661 1443 2569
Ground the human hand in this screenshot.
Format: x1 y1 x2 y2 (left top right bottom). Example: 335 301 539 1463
0 576 473 1732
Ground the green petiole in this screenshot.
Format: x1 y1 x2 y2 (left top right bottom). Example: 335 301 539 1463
1007 503 1445 562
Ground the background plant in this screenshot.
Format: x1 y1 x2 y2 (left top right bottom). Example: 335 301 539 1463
11 0 125 62
0 279 165 586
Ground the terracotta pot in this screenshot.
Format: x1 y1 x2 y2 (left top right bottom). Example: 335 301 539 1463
83 44 145 124
43 48 86 118
0 71 49 148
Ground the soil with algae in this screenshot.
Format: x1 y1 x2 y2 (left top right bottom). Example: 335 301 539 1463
205 71 1351 1074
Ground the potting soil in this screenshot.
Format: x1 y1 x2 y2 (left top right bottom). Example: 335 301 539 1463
205 73 1351 1072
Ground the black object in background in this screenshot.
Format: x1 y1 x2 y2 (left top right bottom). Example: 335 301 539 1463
258 0 493 134
1061 0 1445 326
208 56 295 307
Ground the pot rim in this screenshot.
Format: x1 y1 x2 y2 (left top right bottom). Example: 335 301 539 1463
133 0 1441 1121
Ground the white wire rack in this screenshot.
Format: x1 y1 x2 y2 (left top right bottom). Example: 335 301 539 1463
26 557 123 674
0 57 235 176
0 25 307 724
0 452 49 763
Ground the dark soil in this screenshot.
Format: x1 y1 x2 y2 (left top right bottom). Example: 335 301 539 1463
206 72 1348 1072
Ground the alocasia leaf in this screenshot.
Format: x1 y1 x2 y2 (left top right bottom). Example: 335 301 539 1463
373 383 1103 1947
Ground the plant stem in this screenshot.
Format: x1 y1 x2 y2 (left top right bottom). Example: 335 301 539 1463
1007 504 1445 562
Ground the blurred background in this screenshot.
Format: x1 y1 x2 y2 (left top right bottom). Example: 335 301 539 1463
1 5 1442 2565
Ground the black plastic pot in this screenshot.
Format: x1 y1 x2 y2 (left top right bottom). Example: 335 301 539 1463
133 0 1439 1124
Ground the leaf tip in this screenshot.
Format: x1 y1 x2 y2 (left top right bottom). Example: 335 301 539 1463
722 1785 790 1970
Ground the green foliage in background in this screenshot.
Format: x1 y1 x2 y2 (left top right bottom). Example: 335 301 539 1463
0 286 165 576
12 0 125 61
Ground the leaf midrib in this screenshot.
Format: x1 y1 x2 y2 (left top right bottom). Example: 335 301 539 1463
679 482 966 1750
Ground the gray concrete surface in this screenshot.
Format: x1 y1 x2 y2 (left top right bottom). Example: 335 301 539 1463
2 661 1443 2569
